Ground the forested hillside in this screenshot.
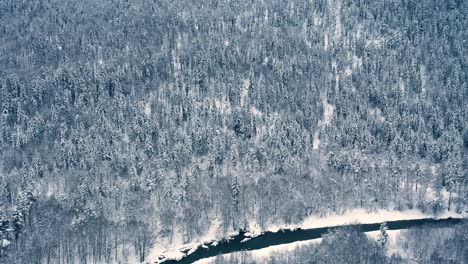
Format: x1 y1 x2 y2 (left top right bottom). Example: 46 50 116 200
0 0 467 263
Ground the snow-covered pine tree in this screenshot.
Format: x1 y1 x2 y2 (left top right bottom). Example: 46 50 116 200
377 222 389 248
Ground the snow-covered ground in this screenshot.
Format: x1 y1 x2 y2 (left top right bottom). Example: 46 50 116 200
147 209 465 263
366 229 402 257
146 219 227 263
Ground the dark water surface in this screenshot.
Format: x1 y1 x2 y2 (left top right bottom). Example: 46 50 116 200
159 217 465 264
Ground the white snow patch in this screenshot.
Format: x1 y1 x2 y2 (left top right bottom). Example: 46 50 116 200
122 133 129 144
344 68 353 76
160 251 185 262
240 79 250 107
322 97 335 126
369 108 385 122
250 106 263 117
289 1 295 17
147 236 185 263
148 219 224 263
326 0 342 44
187 246 199 255
399 77 405 94
172 49 181 77
2 239 11 247
334 6 342 41
240 237 251 243
420 64 428 94
352 55 362 70
331 60 340 92
194 258 215 264
313 14 321 26
245 222 263 238
312 131 320 150
355 25 363 39
46 184 55 198
176 33 183 50
324 34 329 50
201 219 223 242
144 102 151 118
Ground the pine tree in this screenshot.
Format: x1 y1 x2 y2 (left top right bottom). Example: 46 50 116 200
377 222 389 248
231 175 241 229
0 211 9 257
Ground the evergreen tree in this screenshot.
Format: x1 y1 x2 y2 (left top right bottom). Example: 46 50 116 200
377 222 389 248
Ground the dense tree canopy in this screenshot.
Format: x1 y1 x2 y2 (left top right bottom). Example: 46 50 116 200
0 0 467 262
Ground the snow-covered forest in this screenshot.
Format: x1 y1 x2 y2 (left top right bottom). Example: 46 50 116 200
0 0 467 263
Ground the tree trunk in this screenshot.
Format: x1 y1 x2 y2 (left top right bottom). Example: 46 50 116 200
448 191 452 211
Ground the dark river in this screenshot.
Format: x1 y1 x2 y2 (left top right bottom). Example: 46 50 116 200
159 217 465 264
